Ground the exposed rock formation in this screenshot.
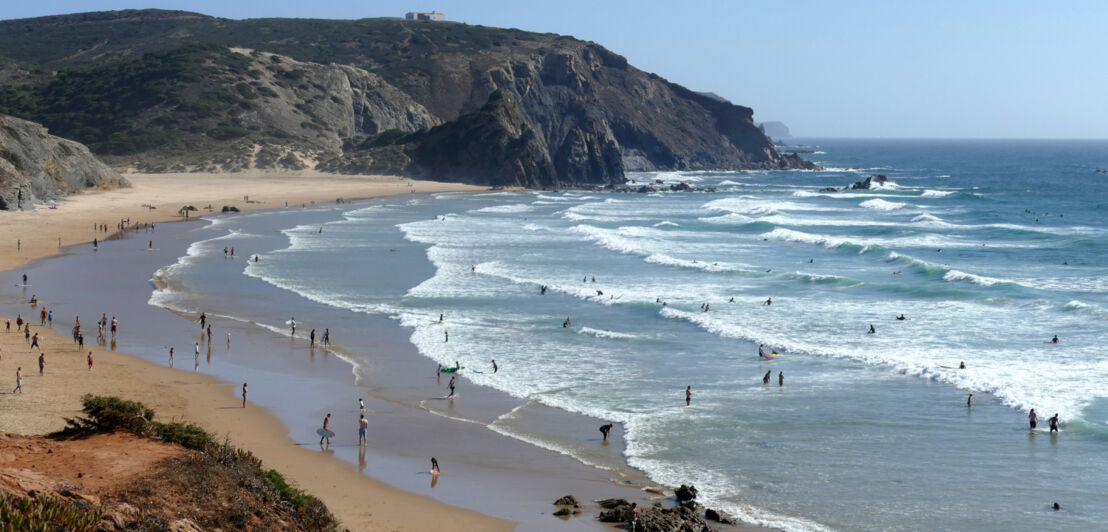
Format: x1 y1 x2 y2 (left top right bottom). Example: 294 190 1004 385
0 114 127 210
846 174 891 190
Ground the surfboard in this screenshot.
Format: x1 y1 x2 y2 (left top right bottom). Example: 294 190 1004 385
440 367 463 373
1043 341 1062 344
937 365 955 369
315 428 335 438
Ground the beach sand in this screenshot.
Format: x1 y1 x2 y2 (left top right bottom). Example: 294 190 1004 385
0 171 487 272
0 171 510 531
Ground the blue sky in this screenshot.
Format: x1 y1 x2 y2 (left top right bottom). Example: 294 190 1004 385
4 1 1106 138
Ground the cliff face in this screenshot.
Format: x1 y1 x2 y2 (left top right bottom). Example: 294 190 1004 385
0 10 815 185
0 114 128 210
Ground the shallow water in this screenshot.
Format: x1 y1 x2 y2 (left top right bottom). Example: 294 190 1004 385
139 139 1108 531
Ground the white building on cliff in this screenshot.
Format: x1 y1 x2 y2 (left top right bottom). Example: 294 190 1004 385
405 11 446 21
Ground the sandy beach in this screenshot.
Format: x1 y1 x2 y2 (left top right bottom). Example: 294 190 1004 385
0 171 511 531
0 171 487 272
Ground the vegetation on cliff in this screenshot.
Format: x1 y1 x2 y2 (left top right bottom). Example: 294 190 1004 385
0 9 815 184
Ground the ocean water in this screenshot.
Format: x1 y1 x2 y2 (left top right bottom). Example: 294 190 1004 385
151 139 1108 531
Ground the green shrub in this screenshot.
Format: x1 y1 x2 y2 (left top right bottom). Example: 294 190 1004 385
0 493 103 532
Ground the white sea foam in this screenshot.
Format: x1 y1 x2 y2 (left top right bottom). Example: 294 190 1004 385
859 198 906 211
472 203 534 213
653 221 680 227
577 327 640 340
921 189 956 198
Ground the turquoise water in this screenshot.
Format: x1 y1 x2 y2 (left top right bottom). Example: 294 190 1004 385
153 139 1108 531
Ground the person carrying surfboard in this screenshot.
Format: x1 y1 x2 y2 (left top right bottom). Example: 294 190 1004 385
320 413 332 445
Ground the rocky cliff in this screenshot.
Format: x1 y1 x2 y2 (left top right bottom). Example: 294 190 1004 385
0 10 815 185
0 114 128 210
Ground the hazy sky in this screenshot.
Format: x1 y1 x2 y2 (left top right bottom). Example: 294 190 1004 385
5 1 1106 138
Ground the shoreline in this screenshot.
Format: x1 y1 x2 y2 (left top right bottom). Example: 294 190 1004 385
0 170 489 273
0 173 761 531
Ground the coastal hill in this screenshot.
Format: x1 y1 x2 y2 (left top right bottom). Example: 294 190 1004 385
0 9 814 186
0 113 128 210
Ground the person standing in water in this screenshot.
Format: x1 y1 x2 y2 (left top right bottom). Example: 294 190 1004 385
310 329 316 346
431 457 440 474
599 423 612 441
967 393 973 407
685 386 692 406
290 317 296 336
448 376 456 398
1050 335 1060 344
868 324 876 334
763 370 772 384
241 383 248 408
320 413 332 445
1049 413 1060 433
359 414 369 445
778 372 784 386
492 359 498 373
1029 409 1038 429
764 297 772 306
444 330 449 342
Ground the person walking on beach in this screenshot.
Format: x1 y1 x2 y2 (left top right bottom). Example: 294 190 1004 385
320 413 332 445
206 325 212 344
310 329 316 346
779 371 784 386
359 414 368 445
1049 413 1060 433
492 359 498 373
359 398 365 413
448 376 456 398
322 328 330 345
599 423 612 441
290 317 296 336
763 370 772 384
241 383 247 408
685 385 692 406
1029 409 1038 430
431 457 440 474
13 367 23 394
77 333 84 350
194 342 200 357
87 352 93 371
38 353 45 375
111 317 118 340
199 312 206 329
47 310 52 327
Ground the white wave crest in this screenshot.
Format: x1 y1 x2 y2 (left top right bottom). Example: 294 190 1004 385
943 270 1007 286
473 204 534 213
577 327 640 340
921 190 956 198
859 198 906 211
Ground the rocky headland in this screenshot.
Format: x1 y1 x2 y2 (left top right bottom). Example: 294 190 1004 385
0 113 128 210
0 10 816 187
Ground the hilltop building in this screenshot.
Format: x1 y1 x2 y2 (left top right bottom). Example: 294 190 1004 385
405 11 446 21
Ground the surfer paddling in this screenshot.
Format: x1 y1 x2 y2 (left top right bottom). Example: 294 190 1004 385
1049 335 1060 344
